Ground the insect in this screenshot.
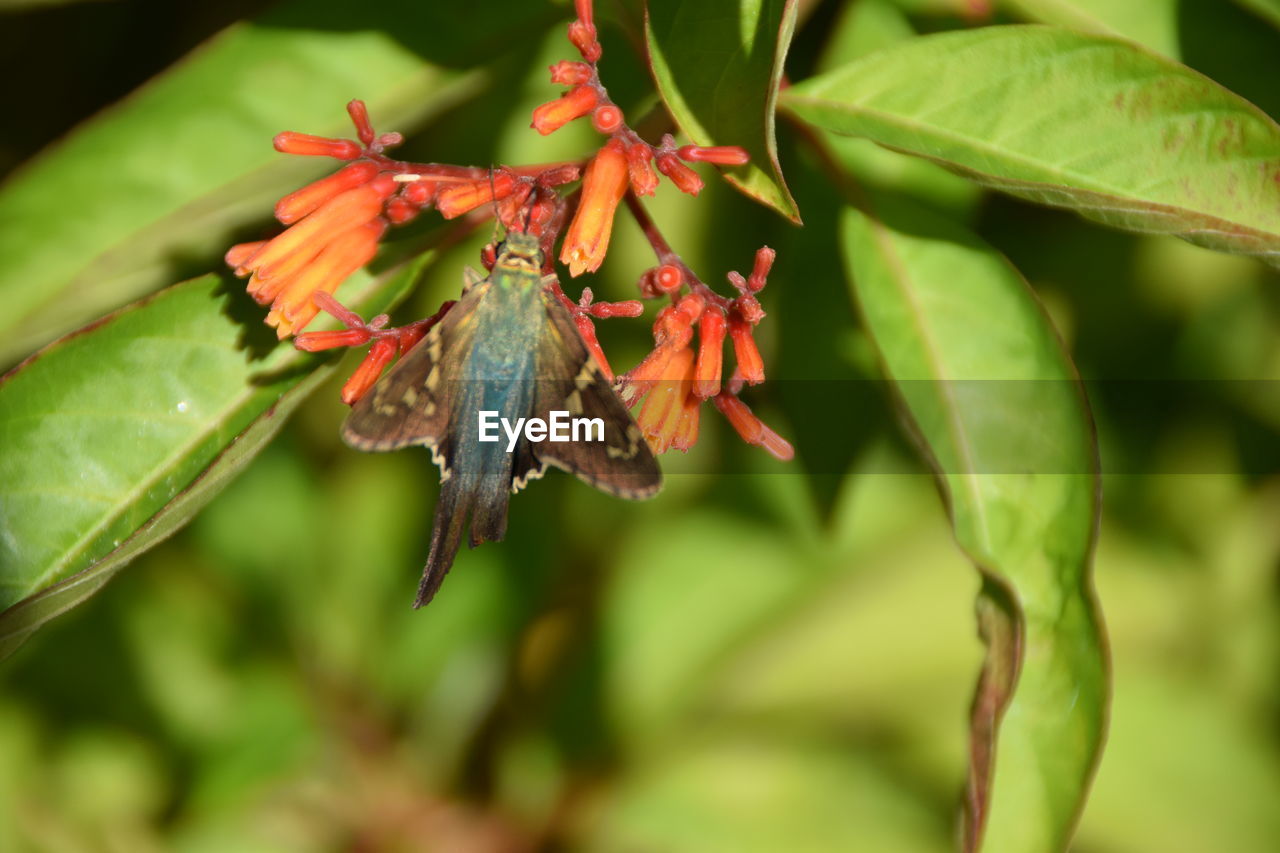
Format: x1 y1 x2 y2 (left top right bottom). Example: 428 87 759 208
342 229 663 607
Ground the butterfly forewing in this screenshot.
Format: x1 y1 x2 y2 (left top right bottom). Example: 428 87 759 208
530 291 662 499
342 283 489 455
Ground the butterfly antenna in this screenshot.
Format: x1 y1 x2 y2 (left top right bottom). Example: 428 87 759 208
487 166 503 242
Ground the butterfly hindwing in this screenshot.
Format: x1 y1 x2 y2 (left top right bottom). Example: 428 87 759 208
341 282 490 460
529 290 663 500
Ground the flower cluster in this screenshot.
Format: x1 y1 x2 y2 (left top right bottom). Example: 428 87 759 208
224 0 791 461
226 102 578 338
529 0 791 460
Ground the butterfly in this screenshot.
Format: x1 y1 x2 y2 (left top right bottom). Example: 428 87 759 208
342 229 663 607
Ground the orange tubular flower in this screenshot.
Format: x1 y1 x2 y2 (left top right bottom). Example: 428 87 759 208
435 172 518 220
693 307 726 399
560 139 628 277
275 161 380 224
228 173 396 338
635 346 698 454
266 219 386 338
713 393 794 461
728 315 765 384
531 85 599 135
341 337 398 405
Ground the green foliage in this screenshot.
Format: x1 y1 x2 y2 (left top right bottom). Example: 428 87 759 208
1 0 1279 851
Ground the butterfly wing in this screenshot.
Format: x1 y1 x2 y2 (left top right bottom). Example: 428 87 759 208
341 282 489 469
525 290 663 500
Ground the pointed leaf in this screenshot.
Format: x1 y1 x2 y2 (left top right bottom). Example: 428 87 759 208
0 253 431 658
1235 0 1280 29
645 0 801 222
0 0 552 364
785 26 1280 267
1000 0 1180 56
840 197 1107 852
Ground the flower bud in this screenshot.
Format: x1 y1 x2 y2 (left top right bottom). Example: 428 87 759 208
592 104 624 134
655 153 703 196
626 143 659 196
347 100 376 146
676 145 750 166
273 132 361 160
531 85 599 135
549 60 592 86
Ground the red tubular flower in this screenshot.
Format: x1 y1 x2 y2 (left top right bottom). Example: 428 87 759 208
655 153 703 196
531 85 599 135
266 219 386 338
435 172 518 219
677 145 751 166
560 139 628 277
574 314 614 380
273 132 361 160
294 327 372 352
729 315 765 385
239 174 395 278
693 307 726 399
713 394 794 461
636 346 697 453
747 247 775 292
275 161 380 225
341 337 398 405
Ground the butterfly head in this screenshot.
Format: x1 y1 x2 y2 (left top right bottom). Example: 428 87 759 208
494 229 545 276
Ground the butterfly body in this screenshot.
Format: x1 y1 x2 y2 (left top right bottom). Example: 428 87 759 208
343 231 662 607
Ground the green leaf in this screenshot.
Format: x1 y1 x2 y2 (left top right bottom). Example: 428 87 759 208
645 0 801 222
784 26 1280 267
1000 0 1180 57
0 253 430 659
0 0 553 365
1235 0 1280 29
840 197 1107 852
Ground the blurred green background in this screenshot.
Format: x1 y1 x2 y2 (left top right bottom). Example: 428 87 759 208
2 0 1280 850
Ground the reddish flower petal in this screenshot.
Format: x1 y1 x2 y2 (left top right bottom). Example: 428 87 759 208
655 153 703 196
729 315 765 385
712 394 792 460
294 327 372 352
273 131 361 160
693 307 726 399
341 337 397 405
636 347 695 453
574 314 614 380
531 85 598 135
559 139 628 277
275 161 380 225
250 176 395 280
435 172 518 220
626 144 659 197
269 219 386 338
676 144 750 166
